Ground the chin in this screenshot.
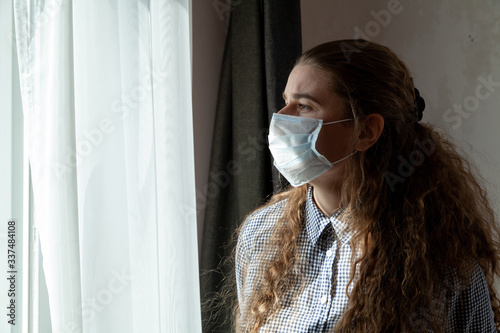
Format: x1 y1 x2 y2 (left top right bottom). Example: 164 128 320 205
310 167 345 190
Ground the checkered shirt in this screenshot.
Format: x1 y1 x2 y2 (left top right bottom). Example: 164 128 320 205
235 186 497 332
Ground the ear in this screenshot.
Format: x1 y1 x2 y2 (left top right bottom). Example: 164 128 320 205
355 113 384 151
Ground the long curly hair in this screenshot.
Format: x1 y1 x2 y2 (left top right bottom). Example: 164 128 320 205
236 40 500 332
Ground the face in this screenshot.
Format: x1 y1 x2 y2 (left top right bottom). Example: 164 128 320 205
279 65 355 186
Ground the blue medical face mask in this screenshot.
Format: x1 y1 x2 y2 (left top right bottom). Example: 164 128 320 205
268 113 355 187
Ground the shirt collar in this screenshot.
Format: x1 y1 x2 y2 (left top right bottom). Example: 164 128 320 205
305 185 353 246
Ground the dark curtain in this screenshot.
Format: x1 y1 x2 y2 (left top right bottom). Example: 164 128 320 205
199 0 302 331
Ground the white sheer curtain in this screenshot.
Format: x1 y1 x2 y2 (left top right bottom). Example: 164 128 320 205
13 0 201 332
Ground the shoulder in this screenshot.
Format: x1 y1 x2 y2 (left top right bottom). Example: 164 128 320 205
446 261 496 332
237 199 287 257
235 199 288 303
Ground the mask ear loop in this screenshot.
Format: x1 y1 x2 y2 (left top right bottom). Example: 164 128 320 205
323 118 356 162
323 116 357 165
331 151 357 165
323 118 353 125
322 118 356 164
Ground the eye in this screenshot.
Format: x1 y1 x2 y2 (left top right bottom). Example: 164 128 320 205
297 104 311 112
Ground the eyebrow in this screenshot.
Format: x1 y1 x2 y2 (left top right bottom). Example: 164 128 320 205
282 92 321 105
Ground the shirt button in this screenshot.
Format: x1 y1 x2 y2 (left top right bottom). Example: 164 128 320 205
320 295 328 304
326 249 333 257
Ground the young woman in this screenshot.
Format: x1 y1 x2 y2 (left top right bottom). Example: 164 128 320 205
235 40 500 332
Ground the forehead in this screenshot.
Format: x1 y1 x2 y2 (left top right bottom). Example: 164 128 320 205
284 65 332 97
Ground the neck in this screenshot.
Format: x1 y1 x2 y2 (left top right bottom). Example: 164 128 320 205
312 185 342 217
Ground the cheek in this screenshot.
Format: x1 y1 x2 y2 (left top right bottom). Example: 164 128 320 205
315 128 353 162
